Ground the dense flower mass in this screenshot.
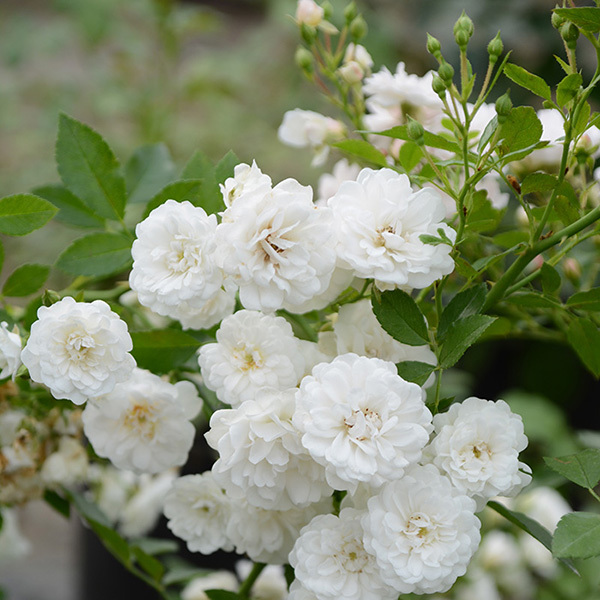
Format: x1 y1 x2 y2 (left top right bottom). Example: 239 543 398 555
328 168 456 290
21 297 135 404
82 369 202 473
362 464 481 594
294 353 433 491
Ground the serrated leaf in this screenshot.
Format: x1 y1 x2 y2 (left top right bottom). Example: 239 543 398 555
557 73 583 107
521 172 557 196
439 314 496 369
2 264 50 297
567 318 600 378
0 194 58 236
504 63 552 101
573 102 592 139
398 141 423 172
396 361 435 386
131 330 202 373
56 233 132 277
553 512 600 559
56 113 126 220
498 106 543 158
332 140 388 167
566 288 600 311
371 290 429 346
377 125 461 154
540 263 561 295
465 190 503 233
214 150 239 184
554 54 571 75
125 143 176 205
477 115 498 154
43 490 70 518
554 7 600 33
33 184 105 228
143 180 204 218
544 449 600 489
438 284 487 340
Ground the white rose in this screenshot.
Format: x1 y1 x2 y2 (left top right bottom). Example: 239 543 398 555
0 322 21 380
40 436 88 486
21 297 136 404
295 0 324 27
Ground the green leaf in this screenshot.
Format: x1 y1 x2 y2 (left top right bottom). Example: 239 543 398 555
65 489 112 528
438 284 487 340
144 180 204 218
56 233 132 277
493 230 529 248
555 180 580 226
0 194 58 236
181 150 214 180
439 314 496 369
131 330 202 373
89 520 131 565
540 263 561 295
497 106 543 158
557 73 583 107
214 150 240 184
507 293 561 309
371 290 429 346
56 113 126 220
33 184 105 228
332 140 388 168
377 125 461 154
554 7 600 33
0 239 4 275
2 264 50 297
521 172 557 196
133 538 178 556
566 288 600 311
465 190 503 233
396 361 435 386
125 143 176 205
131 546 164 581
567 318 600 378
163 564 212 586
204 591 239 600
488 500 554 552
544 449 600 489
43 490 70 518
476 115 498 154
554 54 572 76
573 101 592 139
398 141 423 172
553 512 600 559
504 63 552 101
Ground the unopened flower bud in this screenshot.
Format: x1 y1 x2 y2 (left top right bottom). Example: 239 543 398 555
455 29 470 49
563 258 581 282
427 34 442 60
551 8 566 30
300 22 318 45
321 0 333 20
42 289 62 307
438 61 455 85
296 0 324 28
560 22 579 49
453 12 474 39
338 61 364 84
487 32 503 63
344 43 373 70
495 92 512 124
432 74 447 96
349 15 367 41
344 2 358 25
407 118 425 146
295 47 314 74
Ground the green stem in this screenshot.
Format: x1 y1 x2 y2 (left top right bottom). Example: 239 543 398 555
238 563 266 599
588 486 600 504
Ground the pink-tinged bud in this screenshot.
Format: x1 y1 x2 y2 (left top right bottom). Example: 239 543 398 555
563 258 581 281
338 61 364 84
296 0 324 27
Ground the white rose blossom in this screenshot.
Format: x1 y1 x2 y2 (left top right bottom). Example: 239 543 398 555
198 310 306 407
21 297 135 404
0 322 21 380
164 472 234 554
182 571 239 600
426 397 531 509
316 159 361 205
220 161 272 209
362 464 481 595
215 179 337 312
289 508 397 600
130 199 225 328
82 369 202 474
278 109 345 166
294 353 433 492
328 168 456 290
206 388 331 511
236 561 288 600
295 0 324 27
40 436 88 486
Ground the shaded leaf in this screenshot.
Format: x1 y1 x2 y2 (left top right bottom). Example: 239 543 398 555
567 318 600 378
131 330 202 373
521 172 557 196
33 184 105 228
567 288 600 311
0 194 58 236
488 501 554 551
439 314 496 369
43 490 70 518
131 546 164 581
554 7 600 33
204 592 239 600
214 150 240 184
125 143 176 205
332 140 388 167
540 263 561 295
557 73 583 107
0 240 3 275
2 264 50 297
396 361 435 386
553 512 600 559
544 449 600 489
56 113 126 220
438 284 486 340
371 290 429 346
507 293 561 309
56 233 132 277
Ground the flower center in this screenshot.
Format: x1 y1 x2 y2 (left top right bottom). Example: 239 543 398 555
123 402 157 440
336 539 369 573
404 512 436 548
375 224 396 247
464 441 492 462
233 345 264 371
166 235 201 274
65 332 96 361
344 407 382 442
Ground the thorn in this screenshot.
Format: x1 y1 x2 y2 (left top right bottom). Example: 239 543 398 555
507 175 521 194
